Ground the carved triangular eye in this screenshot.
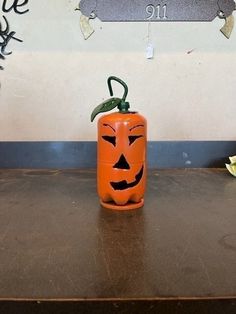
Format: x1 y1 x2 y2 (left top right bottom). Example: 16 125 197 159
102 136 116 146
129 135 143 146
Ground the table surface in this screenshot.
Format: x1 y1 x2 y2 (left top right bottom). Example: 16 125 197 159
0 169 236 301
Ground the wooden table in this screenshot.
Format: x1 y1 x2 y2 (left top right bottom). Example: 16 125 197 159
0 169 235 313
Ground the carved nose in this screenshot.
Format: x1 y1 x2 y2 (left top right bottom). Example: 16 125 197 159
113 154 130 170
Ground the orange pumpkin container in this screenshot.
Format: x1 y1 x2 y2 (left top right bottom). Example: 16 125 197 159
91 76 147 210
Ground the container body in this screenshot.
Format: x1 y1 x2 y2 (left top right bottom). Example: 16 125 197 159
97 112 147 210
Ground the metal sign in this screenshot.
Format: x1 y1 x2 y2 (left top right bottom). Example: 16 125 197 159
78 0 236 39
79 0 235 21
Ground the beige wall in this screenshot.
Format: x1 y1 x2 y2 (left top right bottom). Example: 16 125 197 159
0 0 236 141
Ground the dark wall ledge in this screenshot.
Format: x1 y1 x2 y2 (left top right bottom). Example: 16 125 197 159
0 141 236 169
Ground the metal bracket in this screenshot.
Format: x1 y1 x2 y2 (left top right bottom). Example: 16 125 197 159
220 15 235 39
80 14 94 40
76 2 95 40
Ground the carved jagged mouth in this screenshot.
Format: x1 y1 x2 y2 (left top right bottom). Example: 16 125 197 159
110 166 144 191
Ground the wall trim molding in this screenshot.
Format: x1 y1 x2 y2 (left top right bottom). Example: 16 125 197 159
0 141 235 169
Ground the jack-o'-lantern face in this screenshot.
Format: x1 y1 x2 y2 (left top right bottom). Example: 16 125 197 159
102 123 144 190
98 113 146 206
